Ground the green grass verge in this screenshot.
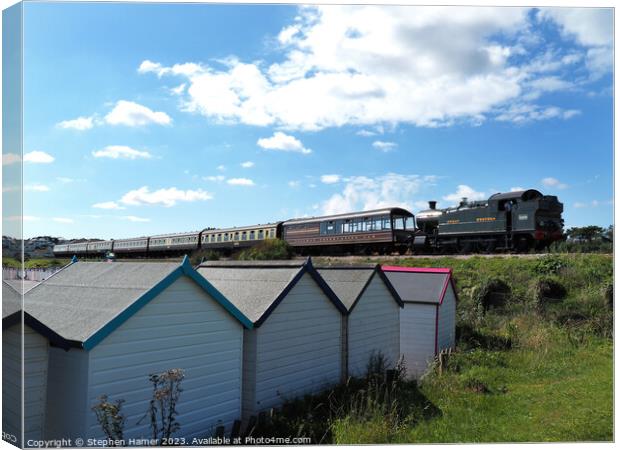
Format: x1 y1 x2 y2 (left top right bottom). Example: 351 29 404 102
332 331 612 443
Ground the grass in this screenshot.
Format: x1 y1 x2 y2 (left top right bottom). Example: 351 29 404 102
2 257 70 269
332 324 612 443
255 254 613 443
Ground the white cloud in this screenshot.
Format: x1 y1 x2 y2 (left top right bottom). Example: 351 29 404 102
356 129 377 137
204 175 225 182
24 184 50 192
217 165 226 172
539 8 612 79
321 173 430 215
52 217 74 224
123 215 151 223
92 201 126 210
56 177 85 184
496 104 580 123
141 6 605 131
2 153 20 166
92 145 153 160
120 186 213 207
171 83 186 95
288 180 301 188
320 174 341 184
240 161 255 168
226 178 255 186
442 185 486 204
541 177 569 189
138 60 203 77
510 186 525 192
57 116 94 130
104 100 172 127
257 132 312 154
539 8 612 47
573 202 588 208
24 151 54 164
372 141 397 152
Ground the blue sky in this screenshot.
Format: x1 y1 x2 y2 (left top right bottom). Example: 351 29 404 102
6 3 614 239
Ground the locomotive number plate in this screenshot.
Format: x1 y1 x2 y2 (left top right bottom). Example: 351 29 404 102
518 214 528 220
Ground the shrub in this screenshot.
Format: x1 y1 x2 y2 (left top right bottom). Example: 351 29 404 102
531 276 567 309
92 395 125 444
138 368 185 440
471 278 512 311
190 249 220 266
236 239 293 260
533 254 566 275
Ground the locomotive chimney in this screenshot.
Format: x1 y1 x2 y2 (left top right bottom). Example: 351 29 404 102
428 201 437 210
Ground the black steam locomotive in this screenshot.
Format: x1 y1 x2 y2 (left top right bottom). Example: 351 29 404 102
414 189 564 253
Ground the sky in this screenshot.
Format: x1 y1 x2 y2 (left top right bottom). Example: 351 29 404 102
3 3 614 239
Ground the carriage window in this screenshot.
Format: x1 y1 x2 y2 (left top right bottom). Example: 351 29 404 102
258 230 264 239
393 216 406 230
269 229 275 238
381 216 391 230
242 232 247 241
326 221 335 233
217 234 222 242
250 231 255 240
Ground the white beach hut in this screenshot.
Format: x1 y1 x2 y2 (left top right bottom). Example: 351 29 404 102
381 266 457 378
316 266 403 379
196 259 347 421
2 280 54 447
23 257 252 441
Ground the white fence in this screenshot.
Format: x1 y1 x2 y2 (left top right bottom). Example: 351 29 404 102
2 267 61 281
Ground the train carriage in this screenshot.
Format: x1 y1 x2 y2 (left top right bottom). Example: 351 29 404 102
147 231 200 254
86 240 113 255
112 237 150 255
66 242 88 256
281 208 416 254
200 223 282 251
52 244 70 256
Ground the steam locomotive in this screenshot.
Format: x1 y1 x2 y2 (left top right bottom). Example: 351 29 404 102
53 189 563 257
414 189 564 253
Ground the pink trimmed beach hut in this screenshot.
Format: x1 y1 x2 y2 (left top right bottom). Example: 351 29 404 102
381 266 457 378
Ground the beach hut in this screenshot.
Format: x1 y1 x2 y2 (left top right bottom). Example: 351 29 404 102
2 280 57 446
381 266 457 378
196 259 346 421
23 257 251 441
316 266 403 379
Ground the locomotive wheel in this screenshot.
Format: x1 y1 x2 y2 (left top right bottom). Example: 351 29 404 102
514 236 531 253
458 241 473 254
482 240 496 254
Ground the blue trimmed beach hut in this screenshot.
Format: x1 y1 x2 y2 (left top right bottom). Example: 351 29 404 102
23 257 251 441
